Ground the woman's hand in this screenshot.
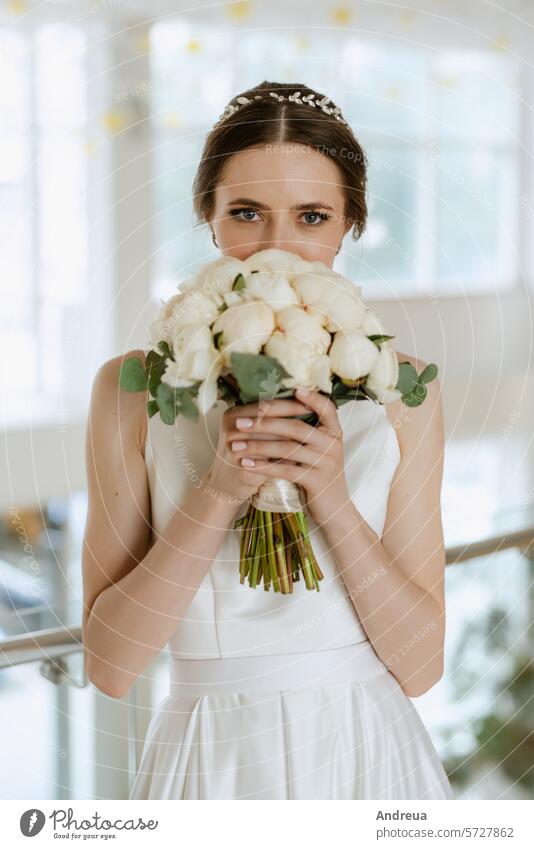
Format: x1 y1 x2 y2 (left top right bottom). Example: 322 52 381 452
205 396 313 506
225 387 351 527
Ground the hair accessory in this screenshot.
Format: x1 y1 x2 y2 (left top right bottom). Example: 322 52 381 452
213 90 350 129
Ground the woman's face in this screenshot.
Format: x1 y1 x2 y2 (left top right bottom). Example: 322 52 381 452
209 143 352 268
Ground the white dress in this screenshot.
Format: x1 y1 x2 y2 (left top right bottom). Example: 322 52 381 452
129 394 454 800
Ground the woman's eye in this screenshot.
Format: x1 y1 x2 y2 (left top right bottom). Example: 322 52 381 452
229 208 260 222
302 211 331 225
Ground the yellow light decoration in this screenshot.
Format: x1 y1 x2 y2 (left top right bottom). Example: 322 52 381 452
186 39 201 53
162 112 185 128
102 110 127 134
491 34 510 52
294 35 310 53
226 1 252 19
6 0 28 13
385 85 401 102
435 75 457 91
134 33 151 54
331 5 353 26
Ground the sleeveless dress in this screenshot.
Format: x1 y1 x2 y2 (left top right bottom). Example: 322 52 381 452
129 394 453 800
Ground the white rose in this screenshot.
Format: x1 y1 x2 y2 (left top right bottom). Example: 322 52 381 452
212 300 275 365
245 271 299 312
265 332 332 393
243 248 313 276
190 255 248 305
292 269 366 332
329 330 380 382
275 305 331 353
366 343 402 403
161 323 219 387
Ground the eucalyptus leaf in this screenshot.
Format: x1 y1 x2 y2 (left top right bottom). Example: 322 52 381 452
156 382 177 425
119 357 148 392
147 399 159 417
402 382 427 407
396 361 419 395
148 358 167 398
419 363 438 384
230 352 291 403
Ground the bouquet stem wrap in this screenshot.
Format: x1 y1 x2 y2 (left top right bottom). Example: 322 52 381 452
236 478 324 593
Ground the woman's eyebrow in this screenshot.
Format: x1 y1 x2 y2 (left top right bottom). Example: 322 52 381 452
227 197 335 211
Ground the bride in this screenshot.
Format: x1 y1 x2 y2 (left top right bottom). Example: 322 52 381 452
81 80 453 800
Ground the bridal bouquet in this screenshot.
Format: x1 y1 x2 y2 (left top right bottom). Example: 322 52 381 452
119 249 438 593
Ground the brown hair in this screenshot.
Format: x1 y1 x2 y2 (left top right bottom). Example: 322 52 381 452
192 80 368 241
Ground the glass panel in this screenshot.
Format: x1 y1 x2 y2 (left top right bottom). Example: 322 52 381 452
339 147 419 294
0 31 30 131
434 149 517 290
35 25 87 130
429 50 519 144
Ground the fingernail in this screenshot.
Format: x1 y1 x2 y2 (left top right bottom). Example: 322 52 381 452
231 441 247 451
241 457 256 467
236 417 254 429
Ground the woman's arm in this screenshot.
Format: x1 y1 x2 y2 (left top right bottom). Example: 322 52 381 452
82 352 239 699
318 372 446 697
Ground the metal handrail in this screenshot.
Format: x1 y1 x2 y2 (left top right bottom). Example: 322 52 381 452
1 524 533 671
0 625 82 670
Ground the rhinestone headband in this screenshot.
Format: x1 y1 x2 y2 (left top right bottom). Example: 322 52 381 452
213 90 351 129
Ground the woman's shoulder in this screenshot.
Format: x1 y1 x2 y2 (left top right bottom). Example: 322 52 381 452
90 348 148 458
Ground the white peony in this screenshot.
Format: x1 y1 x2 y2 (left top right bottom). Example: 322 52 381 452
189 255 248 305
292 269 366 332
306 262 363 300
366 343 402 403
275 305 331 353
161 323 219 387
362 307 387 337
212 300 275 365
242 248 313 277
245 271 299 312
329 330 381 382
265 332 332 393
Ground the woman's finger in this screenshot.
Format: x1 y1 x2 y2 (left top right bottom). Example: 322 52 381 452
227 416 331 450
231 438 322 467
225 397 312 422
295 388 341 434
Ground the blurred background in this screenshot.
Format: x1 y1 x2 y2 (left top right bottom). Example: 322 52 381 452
1 0 533 800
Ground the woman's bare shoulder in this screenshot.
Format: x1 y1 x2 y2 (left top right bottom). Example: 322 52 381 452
90 348 148 457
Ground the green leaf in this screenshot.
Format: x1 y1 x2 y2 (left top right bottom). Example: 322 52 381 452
176 387 200 421
402 382 427 407
119 357 148 392
368 333 396 346
232 273 246 292
147 399 159 417
419 362 438 384
230 353 291 403
396 361 419 395
213 331 223 349
147 357 167 399
157 340 173 358
156 382 177 425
